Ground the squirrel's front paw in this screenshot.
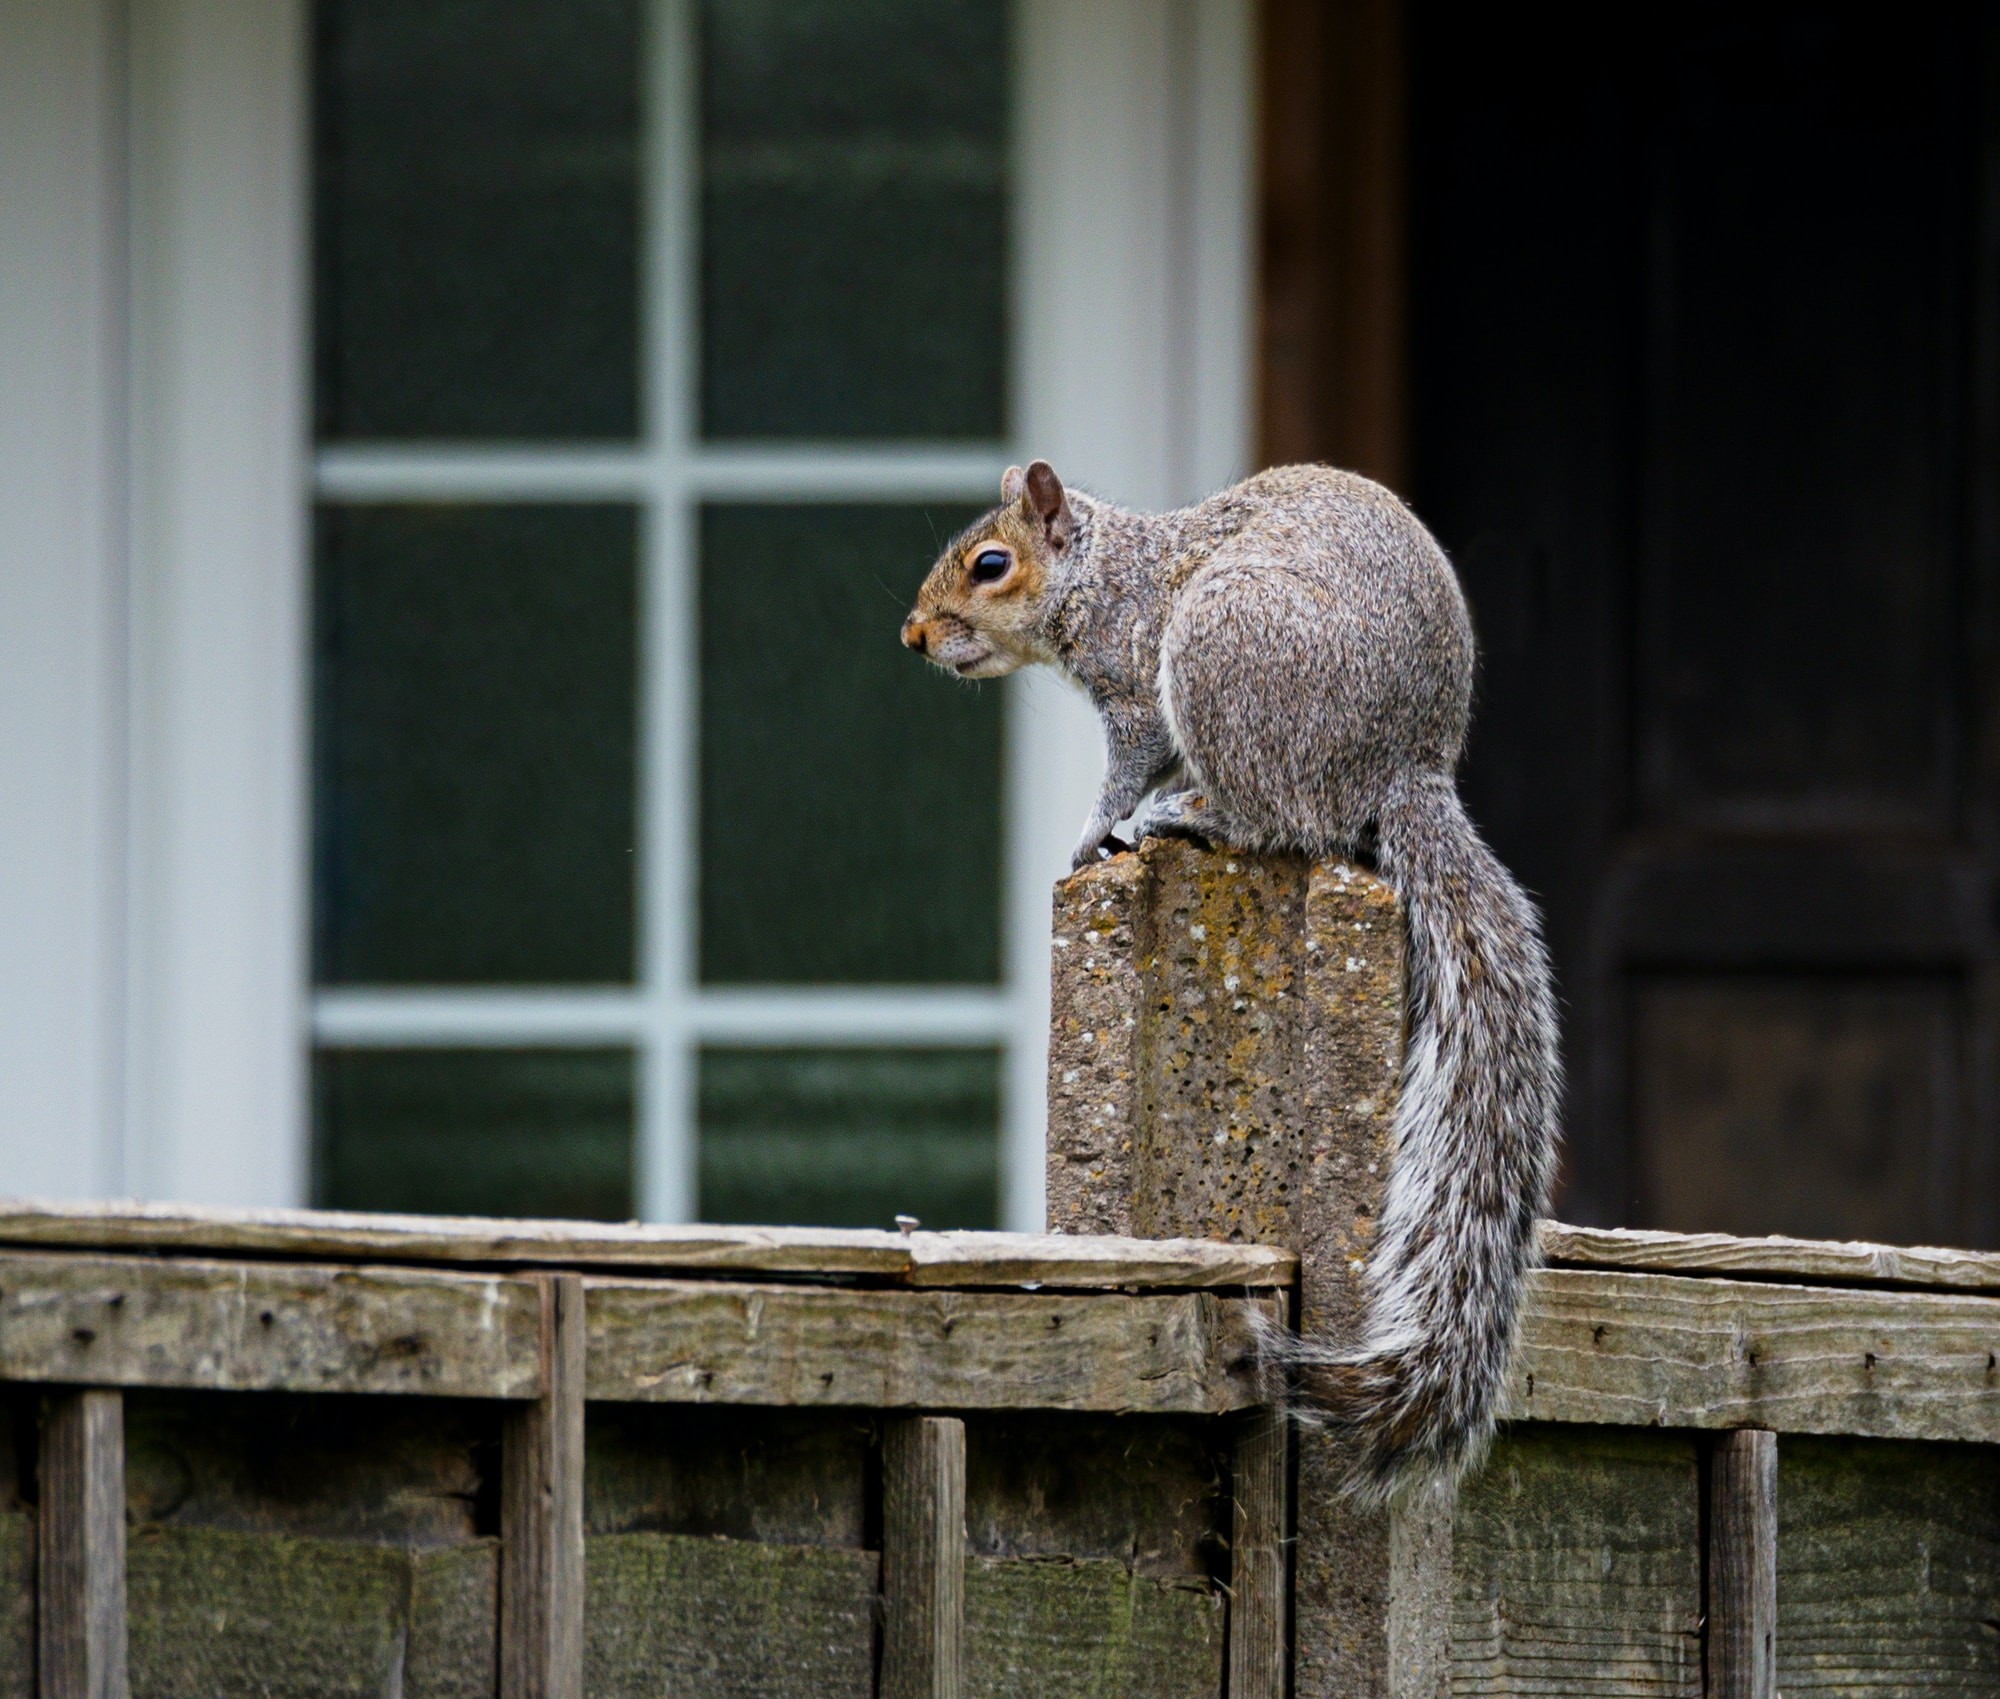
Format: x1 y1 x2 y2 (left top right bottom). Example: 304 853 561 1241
1069 832 1134 871
1130 791 1216 847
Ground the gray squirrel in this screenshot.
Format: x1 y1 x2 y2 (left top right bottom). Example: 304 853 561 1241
901 460 1561 1501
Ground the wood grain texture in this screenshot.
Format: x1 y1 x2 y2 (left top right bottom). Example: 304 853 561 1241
1508 1267 2000 1441
882 1417 966 1699
125 1388 484 1546
1776 1435 2000 1695
584 1279 1274 1414
963 1414 1223 1580
1451 1426 1702 1696
39 1388 128 1699
0 1250 540 1399
0 1512 31 1699
125 1526 497 1699
502 1273 584 1699
1540 1221 2000 1295
584 1532 878 1699
1226 1415 1286 1699
586 1405 871 1546
0 1200 1292 1288
965 1556 1223 1699
1706 1430 1777 1699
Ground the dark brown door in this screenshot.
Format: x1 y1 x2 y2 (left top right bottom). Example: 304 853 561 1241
1405 4 2000 1244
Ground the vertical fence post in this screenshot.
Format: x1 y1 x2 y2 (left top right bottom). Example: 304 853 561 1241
1707 1429 1778 1699
501 1272 585 1699
39 1388 129 1699
1047 839 1451 1698
881 1415 967 1699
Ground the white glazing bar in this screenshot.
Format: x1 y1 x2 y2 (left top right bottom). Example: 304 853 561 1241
689 444 1005 501
313 989 649 1046
637 0 699 1222
690 988 1012 1045
311 986 1011 1048
312 443 1006 505
313 444 651 502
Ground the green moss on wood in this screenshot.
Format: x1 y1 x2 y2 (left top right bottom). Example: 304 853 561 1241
1778 1435 2000 1694
964 1554 1223 1699
585 1532 878 1698
126 1526 496 1699
0 1512 30 1699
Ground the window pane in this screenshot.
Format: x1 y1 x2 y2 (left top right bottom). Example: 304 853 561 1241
314 504 639 985
699 503 1002 985
699 1047 999 1229
700 0 1008 440
314 0 641 439
314 1048 634 1220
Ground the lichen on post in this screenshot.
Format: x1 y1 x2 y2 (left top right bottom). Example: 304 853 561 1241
1045 837 1451 1698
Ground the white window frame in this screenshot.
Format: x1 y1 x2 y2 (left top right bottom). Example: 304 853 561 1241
0 0 1253 1226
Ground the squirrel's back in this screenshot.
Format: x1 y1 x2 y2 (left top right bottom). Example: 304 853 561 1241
1158 464 1559 1502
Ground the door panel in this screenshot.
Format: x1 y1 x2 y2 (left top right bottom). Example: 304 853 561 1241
1408 2 2000 1245
1633 975 1959 1244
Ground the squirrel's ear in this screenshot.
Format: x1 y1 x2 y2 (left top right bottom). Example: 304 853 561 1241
1000 465 1027 503
1023 460 1074 550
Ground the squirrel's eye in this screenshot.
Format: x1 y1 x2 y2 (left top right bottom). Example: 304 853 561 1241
970 548 1012 584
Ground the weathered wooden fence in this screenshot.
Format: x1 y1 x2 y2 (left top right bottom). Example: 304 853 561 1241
0 839 1993 1696
1049 840 2000 1698
0 1204 1288 1698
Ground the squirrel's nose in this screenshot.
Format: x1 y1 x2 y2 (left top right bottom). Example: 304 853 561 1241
901 615 929 654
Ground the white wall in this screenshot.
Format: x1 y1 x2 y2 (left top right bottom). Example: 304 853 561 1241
123 0 310 1206
0 0 130 1198
0 0 310 1206
1002 0 1256 1228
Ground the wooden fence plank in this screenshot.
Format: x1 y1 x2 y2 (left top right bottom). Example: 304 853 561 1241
882 1417 966 1699
964 1557 1224 1699
39 1389 128 1699
501 1273 584 1699
1451 1427 1702 1697
1706 1430 1777 1699
584 1281 1274 1414
0 1201 1295 1289
1776 1436 2000 1695
1508 1268 2000 1442
0 1251 540 1399
1226 1415 1287 1699
584 1533 878 1699
0 1510 30 1699
1540 1222 2000 1295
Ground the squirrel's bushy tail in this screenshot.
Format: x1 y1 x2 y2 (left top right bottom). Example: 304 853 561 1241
1288 768 1561 1503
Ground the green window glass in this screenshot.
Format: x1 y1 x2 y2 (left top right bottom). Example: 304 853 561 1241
315 1049 635 1221
313 504 640 986
698 502 1003 986
699 0 1009 439
314 0 642 439
699 1048 1001 1230
309 0 1016 1229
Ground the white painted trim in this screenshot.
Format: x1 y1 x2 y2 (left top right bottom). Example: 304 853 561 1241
122 0 310 1208
0 0 129 1198
1000 0 1257 1231
312 443 1006 504
634 0 699 1222
314 988 1012 1048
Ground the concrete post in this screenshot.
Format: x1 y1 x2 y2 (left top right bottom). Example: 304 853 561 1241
1046 838 1451 1699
